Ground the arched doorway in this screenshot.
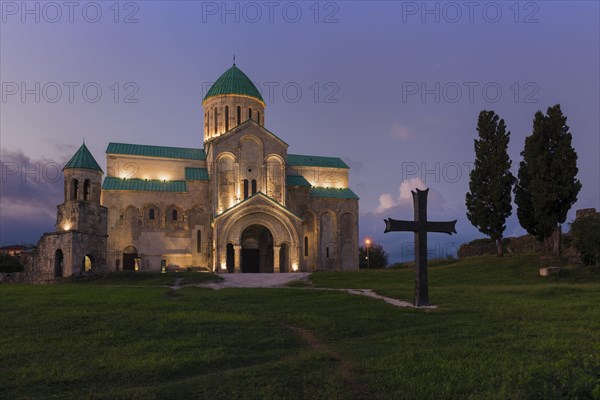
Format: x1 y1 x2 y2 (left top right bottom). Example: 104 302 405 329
123 246 138 271
226 243 235 273
241 225 273 273
83 255 93 273
54 249 64 277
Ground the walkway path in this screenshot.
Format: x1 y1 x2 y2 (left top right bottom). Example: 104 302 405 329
193 273 437 309
199 272 311 289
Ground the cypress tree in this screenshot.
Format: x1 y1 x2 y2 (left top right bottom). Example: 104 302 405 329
514 104 581 256
466 110 515 256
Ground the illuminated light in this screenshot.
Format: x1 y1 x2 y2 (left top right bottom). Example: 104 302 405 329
220 262 227 270
291 263 299 272
63 222 72 231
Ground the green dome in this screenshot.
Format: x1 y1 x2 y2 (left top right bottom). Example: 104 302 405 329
203 64 264 104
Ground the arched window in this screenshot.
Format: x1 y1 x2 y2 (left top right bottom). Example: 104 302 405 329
248 107 252 121
149 208 155 220
251 179 257 194
71 179 79 200
237 106 241 125
225 106 229 131
172 209 178 221
257 110 261 125
214 107 218 134
243 179 249 199
326 247 330 258
83 179 91 200
197 230 202 253
304 236 309 257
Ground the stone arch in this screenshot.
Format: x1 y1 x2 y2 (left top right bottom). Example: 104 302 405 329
302 210 317 271
71 178 79 200
83 254 93 272
142 203 160 228
54 249 64 277
83 179 91 200
216 153 236 212
123 245 138 271
265 154 284 203
319 211 337 270
240 224 274 273
219 206 300 273
239 135 264 194
340 213 355 270
165 204 184 229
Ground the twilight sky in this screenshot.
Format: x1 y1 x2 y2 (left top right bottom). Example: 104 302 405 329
1 1 599 262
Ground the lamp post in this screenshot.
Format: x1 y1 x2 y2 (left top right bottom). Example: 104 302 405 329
365 238 371 270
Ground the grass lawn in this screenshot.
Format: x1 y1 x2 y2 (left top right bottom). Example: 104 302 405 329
1 254 599 399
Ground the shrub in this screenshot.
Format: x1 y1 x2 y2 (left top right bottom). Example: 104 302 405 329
0 254 24 273
570 214 600 265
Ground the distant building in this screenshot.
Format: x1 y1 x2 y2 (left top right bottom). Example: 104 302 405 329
27 64 359 281
0 245 28 257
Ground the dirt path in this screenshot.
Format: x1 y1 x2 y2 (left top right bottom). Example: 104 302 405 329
287 324 378 399
195 273 437 309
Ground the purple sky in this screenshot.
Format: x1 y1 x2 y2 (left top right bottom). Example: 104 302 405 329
1 1 599 262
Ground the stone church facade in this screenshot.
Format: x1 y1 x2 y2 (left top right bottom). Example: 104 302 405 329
28 64 359 280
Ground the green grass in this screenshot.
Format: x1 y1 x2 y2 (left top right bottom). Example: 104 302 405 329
1 255 599 399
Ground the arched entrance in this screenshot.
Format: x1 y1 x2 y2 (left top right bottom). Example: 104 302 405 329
241 225 273 273
83 255 93 273
123 246 138 271
54 249 64 277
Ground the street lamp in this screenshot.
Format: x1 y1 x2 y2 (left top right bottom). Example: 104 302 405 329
365 238 371 270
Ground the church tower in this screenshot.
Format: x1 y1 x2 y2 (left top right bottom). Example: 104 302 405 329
27 143 108 281
202 63 266 142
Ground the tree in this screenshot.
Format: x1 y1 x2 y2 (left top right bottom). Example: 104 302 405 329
514 104 581 256
466 110 515 256
359 243 388 269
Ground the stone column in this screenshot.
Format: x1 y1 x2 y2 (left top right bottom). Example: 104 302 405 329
234 245 241 273
273 245 281 273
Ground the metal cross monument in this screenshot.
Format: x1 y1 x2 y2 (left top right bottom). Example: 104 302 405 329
384 188 457 307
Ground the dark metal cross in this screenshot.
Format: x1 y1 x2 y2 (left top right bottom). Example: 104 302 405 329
384 188 457 307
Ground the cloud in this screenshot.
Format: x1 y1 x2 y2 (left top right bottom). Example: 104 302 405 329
0 147 66 244
375 177 428 214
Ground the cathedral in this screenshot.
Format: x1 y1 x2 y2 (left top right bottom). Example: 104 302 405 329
29 64 359 280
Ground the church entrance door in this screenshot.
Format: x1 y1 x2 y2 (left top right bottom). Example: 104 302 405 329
241 224 274 273
123 246 138 271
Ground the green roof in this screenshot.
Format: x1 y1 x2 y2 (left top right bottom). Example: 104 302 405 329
287 154 349 169
103 177 187 192
64 143 103 172
185 167 209 181
203 64 264 103
286 175 311 187
106 143 205 160
310 187 359 199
